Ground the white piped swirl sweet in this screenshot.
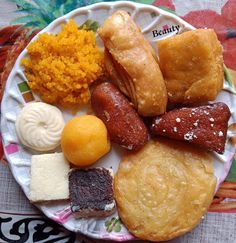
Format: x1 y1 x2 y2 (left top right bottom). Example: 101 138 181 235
16 102 65 151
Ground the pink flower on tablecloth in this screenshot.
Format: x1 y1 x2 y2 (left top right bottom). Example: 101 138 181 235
221 0 236 28
222 38 236 70
153 0 175 11
181 0 236 70
182 10 225 41
221 0 236 70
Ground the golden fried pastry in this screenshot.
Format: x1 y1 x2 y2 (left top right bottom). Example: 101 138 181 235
104 49 129 97
98 11 167 117
158 29 223 104
114 139 216 242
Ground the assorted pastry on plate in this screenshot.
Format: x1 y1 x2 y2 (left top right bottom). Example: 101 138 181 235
14 9 231 242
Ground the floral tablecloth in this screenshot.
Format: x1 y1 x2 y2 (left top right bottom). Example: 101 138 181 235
0 0 236 242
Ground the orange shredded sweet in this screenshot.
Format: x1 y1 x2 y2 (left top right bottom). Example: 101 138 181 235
21 20 104 107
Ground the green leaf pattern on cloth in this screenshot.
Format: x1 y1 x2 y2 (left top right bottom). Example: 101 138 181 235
11 0 155 31
224 65 236 92
226 158 236 182
133 0 154 4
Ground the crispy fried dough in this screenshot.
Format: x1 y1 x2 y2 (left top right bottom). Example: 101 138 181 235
158 29 223 104
98 10 167 116
114 139 216 242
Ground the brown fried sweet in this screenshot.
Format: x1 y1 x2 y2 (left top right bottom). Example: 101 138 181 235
114 139 216 242
91 82 148 151
151 102 230 153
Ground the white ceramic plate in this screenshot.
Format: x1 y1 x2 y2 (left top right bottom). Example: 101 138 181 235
1 1 236 241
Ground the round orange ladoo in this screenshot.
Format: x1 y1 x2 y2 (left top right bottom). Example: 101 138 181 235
61 115 110 167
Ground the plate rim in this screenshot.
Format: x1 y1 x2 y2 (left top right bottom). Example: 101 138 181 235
1 1 236 241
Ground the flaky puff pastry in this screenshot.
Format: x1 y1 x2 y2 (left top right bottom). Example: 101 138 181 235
158 29 223 104
114 139 216 242
98 11 167 117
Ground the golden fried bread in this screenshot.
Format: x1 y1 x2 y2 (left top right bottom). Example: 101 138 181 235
98 10 167 117
158 29 223 104
114 139 216 242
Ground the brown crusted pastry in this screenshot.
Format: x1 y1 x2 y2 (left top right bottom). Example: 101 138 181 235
158 29 223 104
98 10 167 117
91 82 148 151
151 102 230 153
114 139 216 242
